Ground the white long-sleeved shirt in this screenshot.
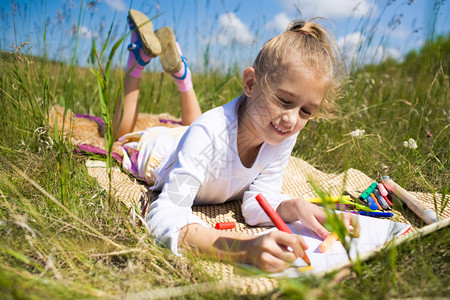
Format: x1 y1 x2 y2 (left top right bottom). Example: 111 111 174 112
143 97 298 254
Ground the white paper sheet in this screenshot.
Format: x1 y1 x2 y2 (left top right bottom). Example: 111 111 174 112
261 214 411 277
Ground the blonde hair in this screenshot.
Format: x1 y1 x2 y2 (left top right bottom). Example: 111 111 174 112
249 18 346 118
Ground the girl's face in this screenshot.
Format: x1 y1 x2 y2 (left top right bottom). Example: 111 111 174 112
242 63 329 146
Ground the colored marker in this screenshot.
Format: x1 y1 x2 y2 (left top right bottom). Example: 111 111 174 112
255 193 311 266
298 266 314 272
340 198 374 211
383 195 393 207
373 189 390 210
358 182 378 202
306 196 352 210
377 183 388 197
365 195 379 210
350 211 394 218
306 196 351 203
371 193 383 210
215 222 236 230
386 190 404 208
319 232 339 253
343 192 381 212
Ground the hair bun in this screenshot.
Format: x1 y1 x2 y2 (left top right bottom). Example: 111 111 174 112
287 21 310 36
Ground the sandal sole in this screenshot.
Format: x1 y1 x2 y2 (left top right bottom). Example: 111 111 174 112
129 9 161 57
155 27 182 74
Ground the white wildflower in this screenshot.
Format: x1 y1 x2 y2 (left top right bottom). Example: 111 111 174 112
350 129 365 137
403 138 418 149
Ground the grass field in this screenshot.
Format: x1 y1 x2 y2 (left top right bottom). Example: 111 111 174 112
0 3 449 299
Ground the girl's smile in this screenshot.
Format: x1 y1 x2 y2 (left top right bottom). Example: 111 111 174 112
270 122 290 135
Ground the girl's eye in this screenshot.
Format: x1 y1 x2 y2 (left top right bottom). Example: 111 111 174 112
301 108 312 116
278 98 291 105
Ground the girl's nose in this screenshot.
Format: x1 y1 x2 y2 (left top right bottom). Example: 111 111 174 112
282 111 296 128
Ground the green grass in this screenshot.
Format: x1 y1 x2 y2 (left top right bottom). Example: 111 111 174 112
0 12 449 300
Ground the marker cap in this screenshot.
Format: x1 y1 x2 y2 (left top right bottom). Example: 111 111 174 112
215 222 236 230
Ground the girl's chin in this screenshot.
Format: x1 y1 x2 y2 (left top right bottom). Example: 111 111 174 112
264 133 290 145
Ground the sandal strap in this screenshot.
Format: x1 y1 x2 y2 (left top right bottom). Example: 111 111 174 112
127 42 149 67
127 15 137 31
172 56 188 80
126 14 150 67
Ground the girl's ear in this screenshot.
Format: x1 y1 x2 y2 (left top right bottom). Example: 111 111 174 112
242 67 255 97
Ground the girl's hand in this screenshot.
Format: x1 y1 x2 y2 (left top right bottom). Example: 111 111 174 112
290 198 330 239
277 199 361 239
244 230 309 273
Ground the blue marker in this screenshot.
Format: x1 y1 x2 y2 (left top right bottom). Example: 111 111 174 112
366 195 379 211
351 211 394 218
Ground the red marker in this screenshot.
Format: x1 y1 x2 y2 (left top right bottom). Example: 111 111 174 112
383 195 393 207
255 193 311 266
215 222 236 230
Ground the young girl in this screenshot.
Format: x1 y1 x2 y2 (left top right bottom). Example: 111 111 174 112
115 9 359 273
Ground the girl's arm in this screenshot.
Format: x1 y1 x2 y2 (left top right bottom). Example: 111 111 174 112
179 223 309 273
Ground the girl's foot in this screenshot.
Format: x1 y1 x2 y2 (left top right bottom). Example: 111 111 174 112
155 27 193 92
155 27 182 74
128 9 161 57
126 9 162 78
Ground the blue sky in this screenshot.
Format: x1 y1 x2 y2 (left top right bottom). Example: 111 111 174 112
1 0 449 72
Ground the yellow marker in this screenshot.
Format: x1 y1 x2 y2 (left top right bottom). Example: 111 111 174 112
306 196 351 204
298 266 314 272
319 232 339 253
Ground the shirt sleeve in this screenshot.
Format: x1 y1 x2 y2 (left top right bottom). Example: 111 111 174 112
241 134 298 226
146 124 214 255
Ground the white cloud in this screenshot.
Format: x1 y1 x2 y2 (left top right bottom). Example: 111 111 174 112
338 31 402 67
337 31 364 65
279 0 374 19
266 12 291 33
217 12 255 46
78 26 98 39
104 0 126 12
337 31 365 53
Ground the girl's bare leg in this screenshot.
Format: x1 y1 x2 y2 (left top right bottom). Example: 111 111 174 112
113 75 141 139
113 75 201 139
114 10 160 139
114 17 201 138
113 75 202 138
180 89 202 125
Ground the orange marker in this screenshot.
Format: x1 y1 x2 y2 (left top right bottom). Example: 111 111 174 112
319 232 339 253
371 193 383 210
